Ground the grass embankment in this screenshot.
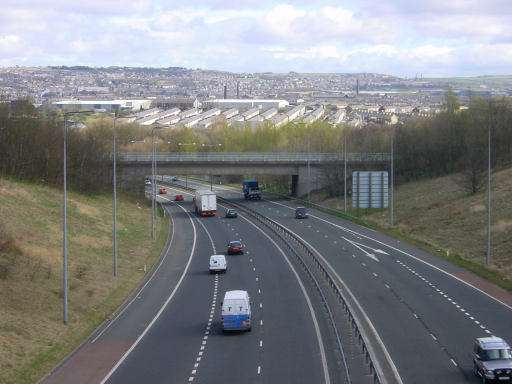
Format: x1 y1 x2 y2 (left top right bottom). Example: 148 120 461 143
0 178 168 384
318 167 512 291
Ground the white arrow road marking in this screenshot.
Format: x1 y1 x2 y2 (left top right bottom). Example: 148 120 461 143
342 237 388 262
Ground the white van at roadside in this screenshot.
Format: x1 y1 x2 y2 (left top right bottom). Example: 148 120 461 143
209 255 227 274
221 290 251 332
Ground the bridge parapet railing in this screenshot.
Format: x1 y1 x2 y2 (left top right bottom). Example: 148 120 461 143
118 152 390 163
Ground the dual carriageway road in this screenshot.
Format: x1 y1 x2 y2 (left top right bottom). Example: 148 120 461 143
41 179 512 384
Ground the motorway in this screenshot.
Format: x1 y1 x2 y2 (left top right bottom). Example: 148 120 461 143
41 178 512 384
180 178 512 384
42 184 338 384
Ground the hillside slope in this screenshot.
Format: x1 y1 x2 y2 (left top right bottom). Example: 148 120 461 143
361 167 512 283
0 178 167 384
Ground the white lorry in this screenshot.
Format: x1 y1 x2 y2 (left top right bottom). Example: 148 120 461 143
194 190 217 216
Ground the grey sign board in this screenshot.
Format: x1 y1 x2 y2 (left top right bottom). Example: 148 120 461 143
353 171 389 209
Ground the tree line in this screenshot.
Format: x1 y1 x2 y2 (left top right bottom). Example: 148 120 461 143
1 94 511 196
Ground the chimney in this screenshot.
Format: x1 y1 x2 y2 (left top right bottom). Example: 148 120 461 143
223 85 227 99
356 79 359 96
236 81 240 98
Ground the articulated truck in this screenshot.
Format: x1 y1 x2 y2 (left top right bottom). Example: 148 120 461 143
194 190 217 216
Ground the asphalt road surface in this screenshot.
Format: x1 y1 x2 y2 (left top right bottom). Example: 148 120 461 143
198 181 512 384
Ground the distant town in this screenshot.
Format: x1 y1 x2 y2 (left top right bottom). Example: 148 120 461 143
1 66 511 127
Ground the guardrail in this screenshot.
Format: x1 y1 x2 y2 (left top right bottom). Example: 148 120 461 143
159 179 383 383
119 152 390 163
221 199 382 384
224 199 353 384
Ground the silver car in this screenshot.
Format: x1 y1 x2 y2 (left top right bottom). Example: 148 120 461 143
473 337 512 383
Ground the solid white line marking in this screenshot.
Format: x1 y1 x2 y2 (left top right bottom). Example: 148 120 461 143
99 205 197 384
93 210 178 343
239 214 332 384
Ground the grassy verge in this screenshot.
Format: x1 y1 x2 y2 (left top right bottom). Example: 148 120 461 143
0 178 168 384
313 168 512 293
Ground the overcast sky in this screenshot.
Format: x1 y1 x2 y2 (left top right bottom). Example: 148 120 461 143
1 0 511 77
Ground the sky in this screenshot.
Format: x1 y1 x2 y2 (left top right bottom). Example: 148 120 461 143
1 0 511 77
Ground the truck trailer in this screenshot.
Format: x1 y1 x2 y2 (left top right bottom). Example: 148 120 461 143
194 190 217 216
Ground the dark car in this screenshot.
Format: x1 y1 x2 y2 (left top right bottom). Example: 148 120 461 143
225 209 238 218
474 337 512 383
295 206 308 219
171 176 179 182
227 241 244 255
175 195 184 201
159 188 167 194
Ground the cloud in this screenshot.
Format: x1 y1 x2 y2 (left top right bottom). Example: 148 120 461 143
0 35 23 53
0 1 510 76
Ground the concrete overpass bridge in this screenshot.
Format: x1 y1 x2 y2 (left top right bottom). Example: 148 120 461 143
118 152 390 197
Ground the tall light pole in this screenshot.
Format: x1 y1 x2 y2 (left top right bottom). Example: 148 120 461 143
62 110 92 325
486 99 492 265
178 142 197 190
389 115 398 228
151 127 170 239
151 128 157 239
343 127 347 212
201 143 222 191
112 114 131 276
307 131 311 203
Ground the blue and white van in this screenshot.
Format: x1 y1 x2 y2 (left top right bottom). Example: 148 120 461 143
221 290 251 332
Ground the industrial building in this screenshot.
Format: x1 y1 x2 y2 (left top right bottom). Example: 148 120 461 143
201 98 289 110
52 99 152 111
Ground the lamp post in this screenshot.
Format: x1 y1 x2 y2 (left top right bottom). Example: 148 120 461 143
178 142 197 189
62 110 92 325
343 127 347 212
151 127 170 239
486 99 492 265
112 114 132 276
201 143 222 191
307 131 311 203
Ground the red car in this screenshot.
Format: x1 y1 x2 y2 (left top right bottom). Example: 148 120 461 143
175 194 184 201
159 188 167 194
227 241 244 255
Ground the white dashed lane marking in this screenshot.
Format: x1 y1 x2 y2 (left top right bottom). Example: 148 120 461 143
187 274 219 382
395 259 494 335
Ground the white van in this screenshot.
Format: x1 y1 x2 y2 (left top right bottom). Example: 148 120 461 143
209 255 227 274
221 290 251 332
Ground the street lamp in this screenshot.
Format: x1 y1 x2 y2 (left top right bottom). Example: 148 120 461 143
178 142 197 189
343 126 347 212
307 131 311 203
112 114 132 276
151 127 169 239
62 110 92 325
201 143 222 191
